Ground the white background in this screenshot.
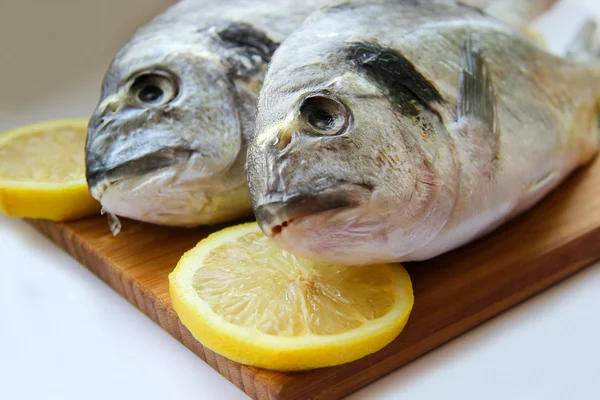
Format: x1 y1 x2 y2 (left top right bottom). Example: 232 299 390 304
1 1 600 399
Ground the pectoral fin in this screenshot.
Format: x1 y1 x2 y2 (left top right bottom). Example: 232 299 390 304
457 35 500 162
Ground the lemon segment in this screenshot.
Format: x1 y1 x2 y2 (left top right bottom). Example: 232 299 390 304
0 118 100 220
169 222 414 371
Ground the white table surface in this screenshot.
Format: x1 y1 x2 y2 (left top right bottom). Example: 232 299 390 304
1 1 600 399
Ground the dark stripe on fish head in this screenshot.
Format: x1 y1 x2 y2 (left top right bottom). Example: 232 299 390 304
347 42 446 116
216 22 278 62
209 22 279 79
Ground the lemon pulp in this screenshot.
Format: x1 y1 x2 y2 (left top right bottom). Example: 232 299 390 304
0 118 100 220
0 123 86 183
196 231 396 336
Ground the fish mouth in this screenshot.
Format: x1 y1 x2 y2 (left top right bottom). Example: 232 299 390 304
86 147 193 200
255 183 372 237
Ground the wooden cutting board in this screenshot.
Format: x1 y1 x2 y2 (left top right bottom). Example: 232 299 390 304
29 156 600 400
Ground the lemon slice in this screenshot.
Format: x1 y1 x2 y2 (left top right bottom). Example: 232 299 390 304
169 222 414 371
0 118 100 221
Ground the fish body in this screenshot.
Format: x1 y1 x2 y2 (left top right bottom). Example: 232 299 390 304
85 0 346 228
247 0 600 265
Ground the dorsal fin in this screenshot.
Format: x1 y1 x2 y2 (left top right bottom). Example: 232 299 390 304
484 0 558 26
461 0 558 31
455 34 500 167
566 20 600 63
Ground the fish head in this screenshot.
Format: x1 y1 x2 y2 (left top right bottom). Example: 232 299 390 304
86 30 250 226
247 63 451 264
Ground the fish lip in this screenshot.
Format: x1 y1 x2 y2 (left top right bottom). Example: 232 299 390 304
255 183 372 237
86 147 193 199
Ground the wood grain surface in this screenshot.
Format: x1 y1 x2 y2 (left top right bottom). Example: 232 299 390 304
28 156 600 400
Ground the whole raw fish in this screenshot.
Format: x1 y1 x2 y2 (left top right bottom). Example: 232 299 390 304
247 0 600 265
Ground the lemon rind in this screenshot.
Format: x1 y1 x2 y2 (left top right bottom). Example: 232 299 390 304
0 117 90 145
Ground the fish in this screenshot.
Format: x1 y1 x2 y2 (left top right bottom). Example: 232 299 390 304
85 0 349 232
84 0 539 233
246 0 600 266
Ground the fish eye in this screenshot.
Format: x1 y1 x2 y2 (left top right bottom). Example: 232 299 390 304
300 95 349 136
130 72 178 107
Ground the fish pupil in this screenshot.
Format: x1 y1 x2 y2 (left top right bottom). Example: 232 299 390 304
308 110 335 131
139 85 164 103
